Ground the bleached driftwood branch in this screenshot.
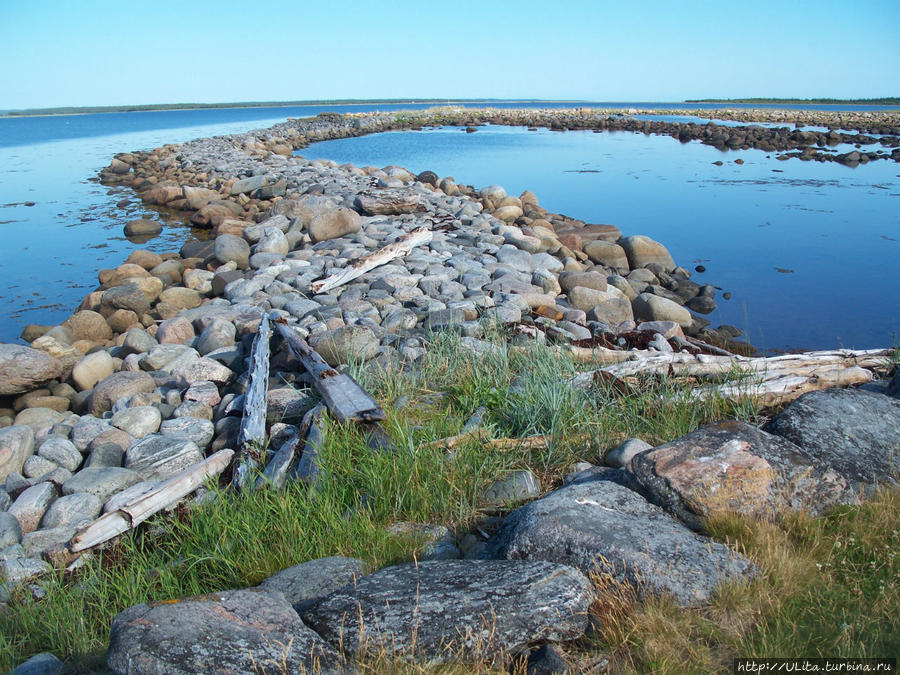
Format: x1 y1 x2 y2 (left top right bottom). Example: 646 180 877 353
234 313 272 489
309 226 432 294
69 449 234 553
569 347 894 407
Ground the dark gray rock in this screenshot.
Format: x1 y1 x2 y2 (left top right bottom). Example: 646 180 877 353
40 491 102 529
258 556 367 611
159 417 215 449
107 588 345 675
632 421 856 531
763 388 900 493
887 370 900 399
10 651 65 675
605 438 652 469
484 473 754 606
301 559 591 664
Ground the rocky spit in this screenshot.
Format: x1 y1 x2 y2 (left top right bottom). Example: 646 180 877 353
3 109 900 673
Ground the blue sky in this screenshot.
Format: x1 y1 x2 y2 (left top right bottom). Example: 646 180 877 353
2 0 898 109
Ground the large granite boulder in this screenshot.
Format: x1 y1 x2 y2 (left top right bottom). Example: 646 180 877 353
0 345 62 395
618 235 676 271
107 589 345 675
632 421 856 531
258 556 368 611
484 470 754 605
301 559 591 664
764 388 900 493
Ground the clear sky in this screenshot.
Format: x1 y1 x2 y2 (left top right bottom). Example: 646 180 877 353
2 0 898 109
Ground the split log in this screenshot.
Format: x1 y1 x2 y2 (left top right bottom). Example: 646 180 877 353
273 319 385 423
293 405 326 488
234 314 272 489
309 226 432 294
69 449 234 553
258 405 315 490
570 347 894 408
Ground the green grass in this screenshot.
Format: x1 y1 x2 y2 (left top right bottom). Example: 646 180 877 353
1 333 895 672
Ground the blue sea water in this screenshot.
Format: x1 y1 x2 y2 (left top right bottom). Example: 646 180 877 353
0 102 897 350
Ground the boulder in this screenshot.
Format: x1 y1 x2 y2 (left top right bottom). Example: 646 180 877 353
62 467 142 502
632 421 856 531
253 226 289 256
111 406 162 438
307 207 362 242
40 491 102 529
0 345 62 395
310 325 379 366
64 310 113 342
214 234 251 269
101 283 151 316
763 388 900 493
583 241 629 271
125 435 203 480
618 235 676 272
90 371 157 416
123 219 162 237
155 316 195 345
71 351 115 392
230 175 267 195
558 271 607 294
158 287 202 311
0 425 35 483
258 556 368 610
632 293 692 328
107 589 344 675
485 470 754 605
301 560 591 664
194 319 236 356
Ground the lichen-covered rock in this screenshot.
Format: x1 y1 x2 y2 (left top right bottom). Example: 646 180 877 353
632 421 856 530
258 556 368 611
485 471 754 605
764 388 900 493
301 559 592 664
107 589 344 675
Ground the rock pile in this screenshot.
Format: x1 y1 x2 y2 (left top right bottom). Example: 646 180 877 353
2 111 899 672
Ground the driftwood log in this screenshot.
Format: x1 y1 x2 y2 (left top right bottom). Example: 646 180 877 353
569 348 894 407
309 226 432 294
69 449 234 553
273 320 385 423
234 314 272 489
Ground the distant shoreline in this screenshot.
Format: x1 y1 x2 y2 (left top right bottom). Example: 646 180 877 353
687 97 900 105
0 99 584 119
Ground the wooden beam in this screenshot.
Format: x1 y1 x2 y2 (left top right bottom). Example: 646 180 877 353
234 314 272 489
309 226 432 294
293 404 326 488
273 319 385 423
69 449 234 553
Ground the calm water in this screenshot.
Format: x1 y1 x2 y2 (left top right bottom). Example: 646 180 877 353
0 102 897 350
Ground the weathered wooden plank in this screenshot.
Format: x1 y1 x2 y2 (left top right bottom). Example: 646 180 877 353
258 403 318 488
234 314 272 488
309 226 432 294
273 319 385 423
293 404 326 488
70 449 234 553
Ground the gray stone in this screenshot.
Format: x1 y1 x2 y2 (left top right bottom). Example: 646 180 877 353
14 408 65 437
111 406 161 438
183 381 221 407
0 344 63 395
62 467 142 502
107 588 344 675
266 387 313 424
633 421 856 531
631 293 692 328
37 437 81 472
484 473 754 606
90 371 157 416
586 297 634 325
9 652 65 675
605 438 652 469
0 425 35 483
764 388 900 493
8 482 57 534
386 522 460 560
480 470 541 508
618 235 676 271
230 174 267 195
310 325 379 366
173 400 213 420
214 233 251 269
71 416 111 451
0 511 22 548
40 491 102 529
194 319 236 356
141 343 193 371
168 356 234 387
124 218 162 237
584 240 629 271
258 556 368 610
22 526 76 558
125 435 203 480
23 455 57 479
0 556 51 588
253 226 290 255
155 316 195 345
301 559 591 664
101 283 151 316
308 207 362 242
159 418 215 449
103 479 160 513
